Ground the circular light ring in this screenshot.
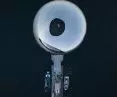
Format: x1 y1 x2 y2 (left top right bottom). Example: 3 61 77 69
33 0 87 54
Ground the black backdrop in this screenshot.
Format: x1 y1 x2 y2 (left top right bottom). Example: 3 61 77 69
0 0 117 97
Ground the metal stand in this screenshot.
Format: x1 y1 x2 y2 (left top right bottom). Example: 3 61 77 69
51 55 63 97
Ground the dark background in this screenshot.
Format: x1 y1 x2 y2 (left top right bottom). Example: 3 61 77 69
0 0 117 97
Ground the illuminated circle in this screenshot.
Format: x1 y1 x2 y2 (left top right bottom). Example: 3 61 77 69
33 0 87 54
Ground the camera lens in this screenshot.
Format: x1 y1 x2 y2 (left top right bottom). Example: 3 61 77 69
50 18 65 36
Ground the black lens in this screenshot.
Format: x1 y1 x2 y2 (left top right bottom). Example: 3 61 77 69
50 18 65 36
